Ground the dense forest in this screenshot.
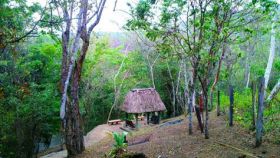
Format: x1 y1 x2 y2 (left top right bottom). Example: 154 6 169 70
0 0 280 158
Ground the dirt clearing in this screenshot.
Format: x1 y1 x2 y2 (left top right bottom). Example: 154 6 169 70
79 112 280 158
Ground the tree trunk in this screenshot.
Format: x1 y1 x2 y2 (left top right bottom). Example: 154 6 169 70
244 53 250 88
58 0 107 156
199 78 210 139
188 85 194 135
146 54 159 89
187 64 198 135
61 31 69 92
256 77 265 147
264 20 276 89
65 76 85 155
183 59 193 135
209 41 226 111
195 106 203 133
266 79 280 102
203 89 209 139
217 90 220 116
175 60 183 115
183 61 189 109
65 38 90 155
229 85 234 127
167 62 176 117
199 93 205 126
107 53 127 123
150 66 155 88
246 68 250 88
251 82 256 130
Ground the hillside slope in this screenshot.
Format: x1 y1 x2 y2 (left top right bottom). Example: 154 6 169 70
79 112 280 158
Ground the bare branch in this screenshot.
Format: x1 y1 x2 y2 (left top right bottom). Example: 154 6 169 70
88 0 106 34
266 79 280 103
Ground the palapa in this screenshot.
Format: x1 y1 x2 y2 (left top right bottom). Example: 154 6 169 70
121 88 166 113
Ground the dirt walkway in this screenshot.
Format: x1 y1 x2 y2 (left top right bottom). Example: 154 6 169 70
41 122 124 158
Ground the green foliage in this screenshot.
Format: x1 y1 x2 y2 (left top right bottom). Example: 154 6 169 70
0 35 61 157
80 36 151 132
274 58 280 71
108 132 128 158
135 1 151 20
112 132 128 148
219 91 253 128
2 1 280 157
219 89 280 142
0 0 42 47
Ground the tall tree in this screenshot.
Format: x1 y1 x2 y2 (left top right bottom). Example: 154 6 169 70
54 0 107 155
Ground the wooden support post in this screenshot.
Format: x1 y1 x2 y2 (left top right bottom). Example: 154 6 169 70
124 135 128 143
147 112 150 124
125 113 128 127
217 90 220 116
229 85 234 127
158 111 161 124
251 82 256 130
135 113 139 129
152 112 155 124
256 77 265 147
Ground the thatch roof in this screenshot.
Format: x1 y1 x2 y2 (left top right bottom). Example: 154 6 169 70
121 88 166 113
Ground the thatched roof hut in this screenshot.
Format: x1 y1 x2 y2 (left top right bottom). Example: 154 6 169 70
121 88 166 113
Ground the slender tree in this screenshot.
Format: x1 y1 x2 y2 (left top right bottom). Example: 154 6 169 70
107 45 130 123
251 82 257 130
256 77 265 147
264 16 276 89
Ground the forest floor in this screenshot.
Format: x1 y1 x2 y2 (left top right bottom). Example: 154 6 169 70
77 111 280 158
